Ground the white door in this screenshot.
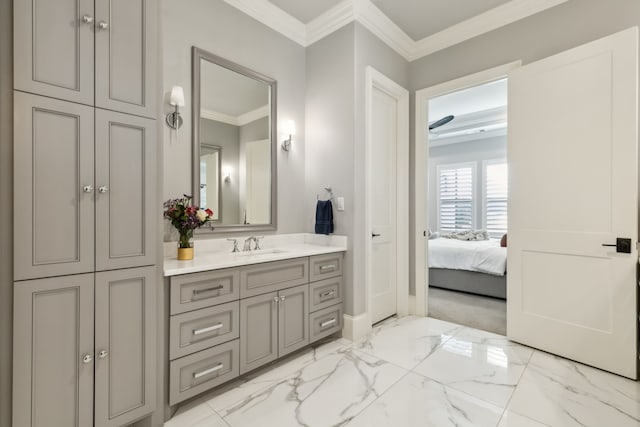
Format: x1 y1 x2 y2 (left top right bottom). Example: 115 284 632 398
371 87 398 323
507 28 638 378
245 139 271 224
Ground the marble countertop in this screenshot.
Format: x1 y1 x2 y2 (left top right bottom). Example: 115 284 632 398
164 233 347 276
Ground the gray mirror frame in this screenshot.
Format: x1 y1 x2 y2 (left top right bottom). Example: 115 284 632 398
192 46 277 233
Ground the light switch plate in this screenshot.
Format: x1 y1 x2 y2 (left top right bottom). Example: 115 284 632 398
336 197 345 211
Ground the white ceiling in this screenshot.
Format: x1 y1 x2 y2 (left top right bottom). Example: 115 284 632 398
429 78 507 120
269 0 344 24
370 0 512 40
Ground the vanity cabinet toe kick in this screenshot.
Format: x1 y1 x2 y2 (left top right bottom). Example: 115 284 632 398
166 252 345 406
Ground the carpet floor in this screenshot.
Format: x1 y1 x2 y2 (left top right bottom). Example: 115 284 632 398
427 286 506 335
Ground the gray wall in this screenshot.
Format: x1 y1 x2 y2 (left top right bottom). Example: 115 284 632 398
428 137 507 231
409 0 640 294
240 117 269 143
0 0 12 425
162 0 307 236
305 22 409 317
200 118 241 223
306 24 356 314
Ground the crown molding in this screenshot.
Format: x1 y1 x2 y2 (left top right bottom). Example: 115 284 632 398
237 105 270 126
354 0 414 60
224 0 569 61
201 105 269 127
222 0 307 45
306 1 355 46
410 0 569 61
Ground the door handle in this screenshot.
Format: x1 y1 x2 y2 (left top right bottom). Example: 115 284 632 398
372 233 381 238
602 237 632 254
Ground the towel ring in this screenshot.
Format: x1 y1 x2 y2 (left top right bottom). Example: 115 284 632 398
317 186 334 201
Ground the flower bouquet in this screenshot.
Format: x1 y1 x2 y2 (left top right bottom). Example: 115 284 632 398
163 195 214 260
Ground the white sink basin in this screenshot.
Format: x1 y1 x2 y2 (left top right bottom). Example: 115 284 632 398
235 248 288 257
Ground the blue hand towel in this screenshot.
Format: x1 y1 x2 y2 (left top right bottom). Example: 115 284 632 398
315 200 334 235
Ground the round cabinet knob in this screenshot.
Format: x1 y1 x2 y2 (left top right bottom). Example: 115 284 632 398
81 15 93 24
83 185 93 193
98 350 108 359
280 296 286 302
82 354 93 364
98 21 109 30
273 296 279 303
98 186 109 194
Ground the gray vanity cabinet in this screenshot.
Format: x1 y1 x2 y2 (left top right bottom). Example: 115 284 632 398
239 283 310 374
13 268 157 427
14 0 156 117
95 267 156 427
278 284 310 357
14 0 95 105
14 93 156 280
14 92 95 281
95 109 157 271
13 274 95 427
240 292 279 374
95 0 157 118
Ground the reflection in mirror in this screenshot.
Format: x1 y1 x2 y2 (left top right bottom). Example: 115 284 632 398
192 47 277 232
199 144 220 221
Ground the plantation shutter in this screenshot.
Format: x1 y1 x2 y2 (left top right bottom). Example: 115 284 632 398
485 162 508 236
438 165 474 231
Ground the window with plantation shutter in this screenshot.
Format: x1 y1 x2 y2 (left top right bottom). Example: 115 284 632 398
437 163 475 232
484 161 508 236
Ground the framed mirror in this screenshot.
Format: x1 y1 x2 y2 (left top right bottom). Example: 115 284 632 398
192 47 277 232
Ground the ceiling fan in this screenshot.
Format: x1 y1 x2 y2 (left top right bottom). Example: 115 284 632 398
428 115 454 131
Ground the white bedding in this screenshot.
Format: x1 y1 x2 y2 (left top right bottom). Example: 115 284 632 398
428 238 507 276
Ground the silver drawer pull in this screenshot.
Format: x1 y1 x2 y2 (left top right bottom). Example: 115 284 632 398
320 290 335 298
193 363 223 379
193 323 223 336
320 318 337 328
319 264 337 272
192 284 224 296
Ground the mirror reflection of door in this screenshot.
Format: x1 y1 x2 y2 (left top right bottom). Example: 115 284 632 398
199 144 220 221
243 139 271 224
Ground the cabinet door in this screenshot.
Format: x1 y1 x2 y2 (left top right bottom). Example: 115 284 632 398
240 292 278 374
278 284 309 357
14 0 94 104
95 109 156 271
95 266 156 427
13 274 94 427
95 0 157 118
14 92 95 280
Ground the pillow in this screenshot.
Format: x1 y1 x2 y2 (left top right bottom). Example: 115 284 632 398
500 234 507 247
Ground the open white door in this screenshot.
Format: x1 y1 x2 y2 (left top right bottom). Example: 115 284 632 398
508 28 638 378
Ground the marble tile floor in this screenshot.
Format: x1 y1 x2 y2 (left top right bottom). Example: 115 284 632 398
164 316 640 427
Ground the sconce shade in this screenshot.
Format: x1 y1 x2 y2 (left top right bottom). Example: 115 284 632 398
170 86 185 107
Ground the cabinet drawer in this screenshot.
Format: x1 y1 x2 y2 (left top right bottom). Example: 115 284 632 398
170 301 240 360
309 277 343 312
309 304 343 343
309 253 343 282
240 258 309 298
169 340 239 406
170 268 239 315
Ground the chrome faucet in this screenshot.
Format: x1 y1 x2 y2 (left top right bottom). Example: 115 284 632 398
243 237 256 251
227 238 240 253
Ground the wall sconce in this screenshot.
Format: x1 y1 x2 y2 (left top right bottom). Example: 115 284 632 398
224 167 232 183
281 120 296 151
166 86 185 130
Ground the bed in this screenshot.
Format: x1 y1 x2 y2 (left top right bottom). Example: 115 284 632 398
428 237 507 299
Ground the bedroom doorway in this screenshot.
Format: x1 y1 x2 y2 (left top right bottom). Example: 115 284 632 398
413 62 521 334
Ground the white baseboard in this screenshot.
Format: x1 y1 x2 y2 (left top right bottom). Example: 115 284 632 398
342 313 371 341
